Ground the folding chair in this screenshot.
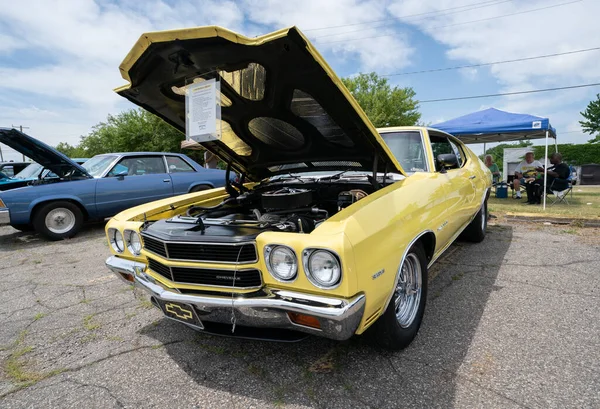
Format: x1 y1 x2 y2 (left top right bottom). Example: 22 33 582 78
548 179 573 206
508 175 526 198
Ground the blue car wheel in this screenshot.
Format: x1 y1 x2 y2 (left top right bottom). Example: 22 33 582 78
32 201 84 240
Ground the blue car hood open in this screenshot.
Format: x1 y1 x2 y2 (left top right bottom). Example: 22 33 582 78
0 128 91 179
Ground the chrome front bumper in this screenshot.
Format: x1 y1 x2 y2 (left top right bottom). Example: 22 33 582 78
105 256 366 341
0 209 9 226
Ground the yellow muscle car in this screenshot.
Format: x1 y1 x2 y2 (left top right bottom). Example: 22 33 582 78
104 26 491 350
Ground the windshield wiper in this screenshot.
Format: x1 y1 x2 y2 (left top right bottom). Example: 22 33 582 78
318 169 366 181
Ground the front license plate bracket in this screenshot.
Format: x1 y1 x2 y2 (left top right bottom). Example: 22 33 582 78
155 299 204 329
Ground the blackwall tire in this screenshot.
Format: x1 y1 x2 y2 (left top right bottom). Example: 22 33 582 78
32 201 83 241
368 242 428 351
461 200 488 243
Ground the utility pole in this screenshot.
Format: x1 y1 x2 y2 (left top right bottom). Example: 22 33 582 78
11 124 29 162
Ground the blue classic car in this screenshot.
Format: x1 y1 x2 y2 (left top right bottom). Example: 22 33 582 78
0 128 228 240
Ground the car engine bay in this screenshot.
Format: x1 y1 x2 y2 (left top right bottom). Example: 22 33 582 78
141 175 383 240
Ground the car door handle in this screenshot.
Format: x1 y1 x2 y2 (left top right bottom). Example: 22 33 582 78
163 179 171 182
469 175 476 179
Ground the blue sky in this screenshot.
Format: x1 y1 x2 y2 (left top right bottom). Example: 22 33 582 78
1 0 598 162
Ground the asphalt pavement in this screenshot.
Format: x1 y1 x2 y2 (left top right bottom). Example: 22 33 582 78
0 220 598 408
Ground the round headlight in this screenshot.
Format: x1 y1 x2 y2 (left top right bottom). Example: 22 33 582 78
109 228 124 253
265 246 297 281
125 230 142 255
306 250 341 288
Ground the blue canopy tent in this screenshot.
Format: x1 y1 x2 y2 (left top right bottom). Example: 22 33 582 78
432 108 558 209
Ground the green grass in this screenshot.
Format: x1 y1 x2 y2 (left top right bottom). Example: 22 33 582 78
489 186 600 218
33 313 46 321
82 314 101 331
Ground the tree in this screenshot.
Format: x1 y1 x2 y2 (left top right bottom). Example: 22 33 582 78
580 94 600 143
55 142 87 158
481 141 533 172
56 109 205 164
533 143 600 165
341 72 420 127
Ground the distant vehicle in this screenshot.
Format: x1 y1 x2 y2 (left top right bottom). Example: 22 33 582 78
0 161 29 178
0 128 229 240
0 158 89 191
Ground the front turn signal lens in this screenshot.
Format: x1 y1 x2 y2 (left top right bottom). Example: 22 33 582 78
288 312 321 329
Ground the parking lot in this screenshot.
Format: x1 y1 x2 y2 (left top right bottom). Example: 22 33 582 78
0 220 599 408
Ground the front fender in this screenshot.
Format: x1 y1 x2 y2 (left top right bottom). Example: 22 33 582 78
2 179 97 224
28 194 89 216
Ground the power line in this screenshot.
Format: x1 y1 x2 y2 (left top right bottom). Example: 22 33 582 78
419 82 600 103
311 0 513 39
381 46 600 77
315 0 582 45
432 0 582 29
304 0 510 32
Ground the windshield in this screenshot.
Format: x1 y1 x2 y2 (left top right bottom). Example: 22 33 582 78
82 155 118 177
380 131 428 173
14 163 43 180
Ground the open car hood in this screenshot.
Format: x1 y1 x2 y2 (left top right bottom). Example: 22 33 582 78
115 26 406 181
0 128 91 179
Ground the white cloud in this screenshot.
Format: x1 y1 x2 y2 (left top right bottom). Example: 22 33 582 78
388 0 600 136
0 0 596 152
0 0 245 149
239 0 414 71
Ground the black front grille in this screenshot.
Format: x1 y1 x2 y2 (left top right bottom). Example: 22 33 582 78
148 258 171 280
147 258 262 288
165 242 257 263
142 235 167 258
141 234 257 263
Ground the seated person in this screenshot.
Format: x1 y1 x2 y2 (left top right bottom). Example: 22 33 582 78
484 154 501 184
513 150 543 199
526 152 570 204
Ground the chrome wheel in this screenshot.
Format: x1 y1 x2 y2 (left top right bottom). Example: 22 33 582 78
45 208 76 234
394 253 423 328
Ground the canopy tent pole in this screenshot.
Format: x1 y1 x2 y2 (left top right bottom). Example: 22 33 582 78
543 130 549 210
483 143 487 155
555 136 558 153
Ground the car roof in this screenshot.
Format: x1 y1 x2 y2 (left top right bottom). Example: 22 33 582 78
377 126 457 139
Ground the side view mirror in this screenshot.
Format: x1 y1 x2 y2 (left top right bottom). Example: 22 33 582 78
437 154 458 173
115 170 128 180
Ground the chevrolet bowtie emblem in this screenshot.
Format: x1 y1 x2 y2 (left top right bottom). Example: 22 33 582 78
165 303 193 320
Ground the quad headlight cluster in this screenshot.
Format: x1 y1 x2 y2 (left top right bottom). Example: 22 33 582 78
264 245 341 288
108 228 142 256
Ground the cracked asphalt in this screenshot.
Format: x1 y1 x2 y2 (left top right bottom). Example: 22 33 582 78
0 220 599 408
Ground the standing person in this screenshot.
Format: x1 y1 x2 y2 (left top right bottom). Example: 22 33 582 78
526 152 570 204
512 150 543 199
204 150 218 169
484 154 501 184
